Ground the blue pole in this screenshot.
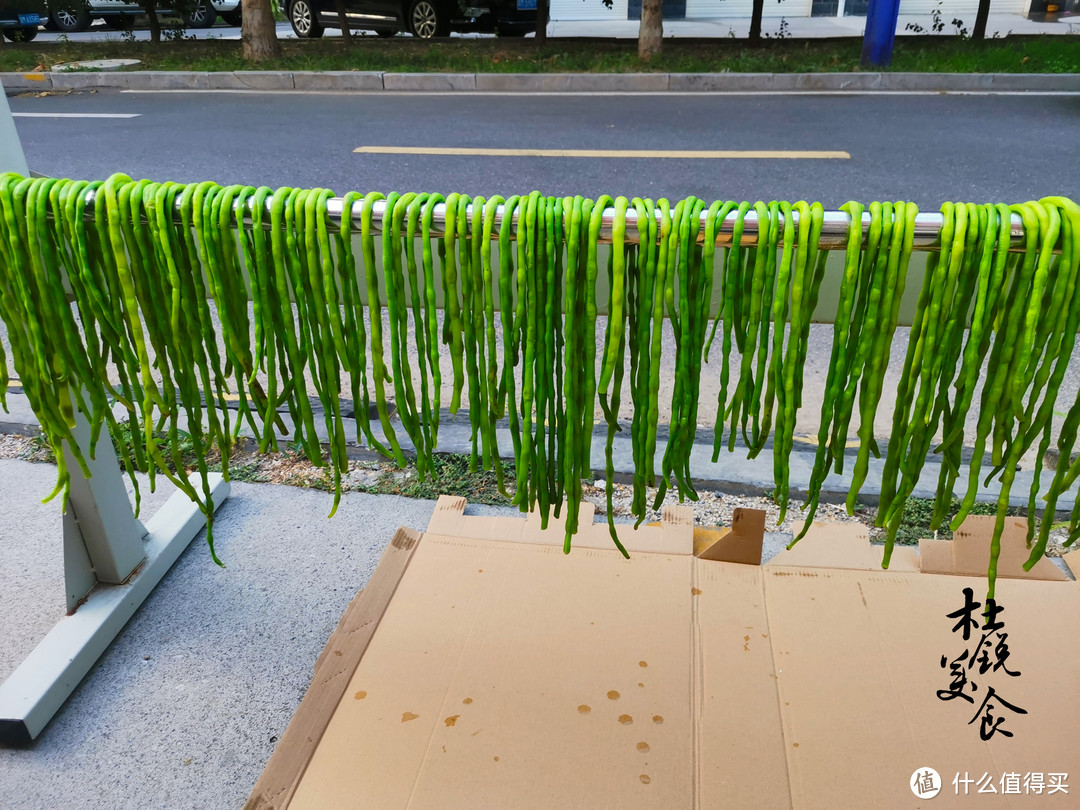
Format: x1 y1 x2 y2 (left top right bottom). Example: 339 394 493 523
861 0 903 67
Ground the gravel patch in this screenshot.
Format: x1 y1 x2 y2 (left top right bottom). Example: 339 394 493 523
1 429 1072 558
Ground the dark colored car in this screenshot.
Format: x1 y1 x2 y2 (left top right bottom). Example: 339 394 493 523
279 0 536 39
0 0 45 40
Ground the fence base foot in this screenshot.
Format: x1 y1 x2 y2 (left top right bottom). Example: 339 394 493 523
0 474 230 744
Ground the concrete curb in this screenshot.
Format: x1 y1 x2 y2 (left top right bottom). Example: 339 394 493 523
2 389 1076 514
4 70 1080 94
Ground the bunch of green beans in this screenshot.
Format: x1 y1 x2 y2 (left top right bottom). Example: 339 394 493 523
0 173 1077 593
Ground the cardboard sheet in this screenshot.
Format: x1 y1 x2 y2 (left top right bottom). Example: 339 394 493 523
291 533 696 808
693 559 792 809
765 565 1079 808
256 501 1080 810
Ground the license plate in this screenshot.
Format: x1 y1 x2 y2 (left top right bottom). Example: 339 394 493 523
516 0 536 9
17 13 41 24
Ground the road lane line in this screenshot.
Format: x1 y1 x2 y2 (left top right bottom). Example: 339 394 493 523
354 146 850 159
11 113 141 118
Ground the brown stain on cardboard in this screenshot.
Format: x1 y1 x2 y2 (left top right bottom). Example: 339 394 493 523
743 634 751 652
477 569 483 573
391 529 417 550
637 682 644 688
792 743 800 748
638 660 647 668
471 730 482 737
636 742 650 753
354 691 367 700
607 690 621 701
618 714 633 725
494 757 499 762
333 650 342 657
639 775 651 785
578 704 592 714
652 715 664 724
463 697 473 705
857 582 868 607
691 587 702 596
401 712 419 723
444 715 460 727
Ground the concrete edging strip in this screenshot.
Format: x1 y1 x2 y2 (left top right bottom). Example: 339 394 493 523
2 70 1080 94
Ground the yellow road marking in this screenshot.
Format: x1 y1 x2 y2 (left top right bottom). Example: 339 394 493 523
354 146 850 160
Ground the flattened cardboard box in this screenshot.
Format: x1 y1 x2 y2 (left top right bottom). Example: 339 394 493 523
248 498 1080 809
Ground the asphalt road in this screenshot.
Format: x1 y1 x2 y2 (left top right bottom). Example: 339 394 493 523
7 90 1079 207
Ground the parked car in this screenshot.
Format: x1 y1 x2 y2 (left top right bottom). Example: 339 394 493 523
278 0 536 39
0 0 46 40
47 0 241 33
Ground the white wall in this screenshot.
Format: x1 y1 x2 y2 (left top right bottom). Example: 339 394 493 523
688 0 814 18
549 0 1025 18
549 0 629 21
899 0 1025 13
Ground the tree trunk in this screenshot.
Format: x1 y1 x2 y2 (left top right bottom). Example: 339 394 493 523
638 0 662 61
749 0 764 42
534 0 548 44
972 0 990 39
242 0 282 62
334 0 352 42
141 3 160 43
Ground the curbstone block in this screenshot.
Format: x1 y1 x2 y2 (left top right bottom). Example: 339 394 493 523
0 73 52 93
880 72 993 91
989 72 1080 92
146 72 212 90
292 71 384 91
383 73 476 91
475 73 573 92
565 73 669 92
668 73 777 92
49 71 130 90
233 71 295 90
207 72 253 90
794 72 884 90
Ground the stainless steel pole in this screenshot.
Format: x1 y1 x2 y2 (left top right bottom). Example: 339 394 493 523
76 188 1036 252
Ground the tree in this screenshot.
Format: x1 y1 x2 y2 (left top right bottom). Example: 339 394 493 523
638 0 662 60
334 0 353 42
535 0 549 44
749 0 764 42
137 0 163 43
242 0 282 62
591 0 660 61
972 0 990 39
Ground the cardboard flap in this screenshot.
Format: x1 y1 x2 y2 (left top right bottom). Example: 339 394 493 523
772 520 920 572
1064 547 1080 583
425 494 694 555
695 508 765 565
920 516 1068 581
246 526 423 810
